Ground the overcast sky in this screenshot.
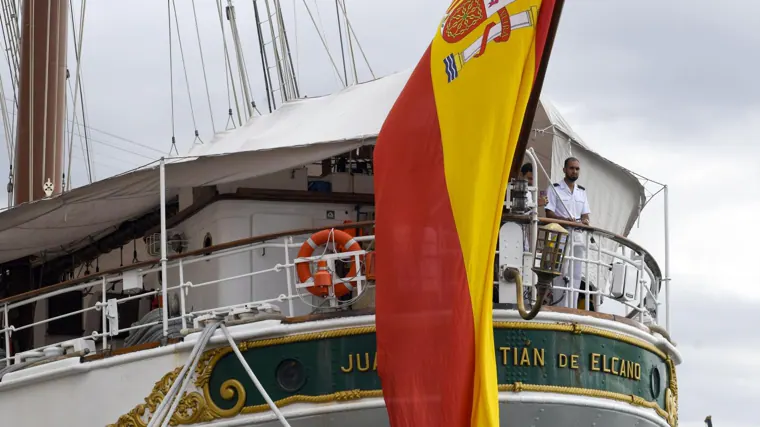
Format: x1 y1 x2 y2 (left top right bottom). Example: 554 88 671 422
0 1 756 426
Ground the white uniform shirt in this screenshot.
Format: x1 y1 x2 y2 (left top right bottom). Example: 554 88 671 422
545 180 591 221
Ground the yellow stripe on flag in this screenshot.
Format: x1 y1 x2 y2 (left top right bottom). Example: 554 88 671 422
431 1 543 425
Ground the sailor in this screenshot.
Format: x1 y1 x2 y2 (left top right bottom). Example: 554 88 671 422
544 157 591 310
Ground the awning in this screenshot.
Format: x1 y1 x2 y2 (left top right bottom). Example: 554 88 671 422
0 71 411 264
0 68 646 264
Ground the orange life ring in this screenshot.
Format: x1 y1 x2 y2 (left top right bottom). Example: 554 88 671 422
296 229 361 297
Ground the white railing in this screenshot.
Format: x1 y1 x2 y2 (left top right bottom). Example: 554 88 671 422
0 218 664 370
0 230 373 368
504 216 663 327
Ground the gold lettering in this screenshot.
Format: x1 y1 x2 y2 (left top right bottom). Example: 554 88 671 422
500 347 510 366
591 353 600 371
357 353 371 372
634 363 641 380
513 347 518 365
619 360 627 377
626 361 634 378
520 348 531 366
611 357 619 375
570 355 579 370
340 353 353 373
558 353 568 368
602 355 611 373
533 348 545 367
373 352 378 371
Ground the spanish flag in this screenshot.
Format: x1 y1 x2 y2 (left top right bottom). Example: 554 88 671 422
374 0 563 426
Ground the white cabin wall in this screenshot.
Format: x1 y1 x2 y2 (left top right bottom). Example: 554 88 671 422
172 200 373 318
171 203 225 314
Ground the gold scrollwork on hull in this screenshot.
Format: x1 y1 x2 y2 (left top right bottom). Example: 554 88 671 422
109 323 679 426
106 368 218 427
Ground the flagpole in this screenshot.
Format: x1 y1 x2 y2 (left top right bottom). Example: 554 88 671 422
509 0 566 180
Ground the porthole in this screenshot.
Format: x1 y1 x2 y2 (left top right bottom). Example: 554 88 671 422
275 359 307 393
650 366 662 399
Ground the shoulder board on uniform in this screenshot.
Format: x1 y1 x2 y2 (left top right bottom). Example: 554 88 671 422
578 185 586 190
553 183 560 187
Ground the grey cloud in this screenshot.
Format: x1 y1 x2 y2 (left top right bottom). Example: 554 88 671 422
669 287 759 427
543 0 760 141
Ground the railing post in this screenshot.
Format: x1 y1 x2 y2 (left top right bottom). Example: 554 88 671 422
584 231 591 312
179 259 187 331
638 253 646 322
283 237 294 317
568 229 575 309
663 185 671 331
160 157 169 340
101 276 108 351
596 235 602 306
3 303 10 366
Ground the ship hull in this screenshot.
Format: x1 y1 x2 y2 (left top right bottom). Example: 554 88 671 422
0 310 679 427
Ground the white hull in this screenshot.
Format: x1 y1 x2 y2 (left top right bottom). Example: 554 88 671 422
0 310 679 427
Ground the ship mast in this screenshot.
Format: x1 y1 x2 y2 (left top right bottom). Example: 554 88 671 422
12 0 68 205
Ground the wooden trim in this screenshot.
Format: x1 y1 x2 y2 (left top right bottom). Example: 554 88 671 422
143 189 375 237
233 188 375 205
82 338 182 362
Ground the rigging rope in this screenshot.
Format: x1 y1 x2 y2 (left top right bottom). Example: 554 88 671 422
251 0 274 113
226 0 255 118
66 0 92 185
171 0 202 145
65 69 92 188
0 0 18 167
274 0 299 99
334 0 348 85
190 0 216 135
261 0 289 102
300 0 345 87
292 0 300 95
216 0 243 127
0 0 20 101
72 0 94 182
222 25 235 129
167 0 178 156
336 0 375 80
0 95 162 167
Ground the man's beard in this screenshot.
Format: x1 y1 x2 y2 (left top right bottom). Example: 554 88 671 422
567 176 578 182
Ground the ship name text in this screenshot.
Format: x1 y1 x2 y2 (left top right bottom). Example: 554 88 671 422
338 348 641 381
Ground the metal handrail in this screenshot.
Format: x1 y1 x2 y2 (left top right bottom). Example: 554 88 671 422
503 214 663 282
0 217 659 308
0 218 663 367
0 221 375 307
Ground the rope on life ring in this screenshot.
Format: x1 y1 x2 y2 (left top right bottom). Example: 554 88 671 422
295 229 361 297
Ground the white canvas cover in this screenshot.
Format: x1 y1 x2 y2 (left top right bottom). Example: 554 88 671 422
523 100 645 236
0 69 643 264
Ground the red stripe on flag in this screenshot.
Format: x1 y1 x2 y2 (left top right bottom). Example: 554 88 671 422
374 46 475 427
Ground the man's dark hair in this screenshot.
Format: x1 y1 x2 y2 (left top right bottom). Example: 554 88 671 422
520 163 533 175
564 157 580 168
